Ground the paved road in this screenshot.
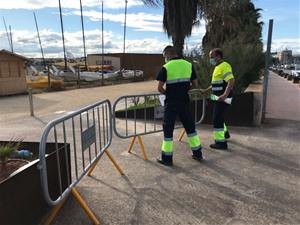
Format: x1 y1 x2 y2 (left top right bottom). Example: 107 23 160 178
0 80 157 140
266 71 300 121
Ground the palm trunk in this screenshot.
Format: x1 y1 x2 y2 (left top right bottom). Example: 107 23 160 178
172 36 184 58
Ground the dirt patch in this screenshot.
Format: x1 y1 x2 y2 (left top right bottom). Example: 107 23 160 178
0 159 29 182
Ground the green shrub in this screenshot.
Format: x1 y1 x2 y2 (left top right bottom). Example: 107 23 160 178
0 139 23 165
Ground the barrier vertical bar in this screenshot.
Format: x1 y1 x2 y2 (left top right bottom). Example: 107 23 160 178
54 126 63 195
62 121 71 186
79 114 85 170
72 117 79 180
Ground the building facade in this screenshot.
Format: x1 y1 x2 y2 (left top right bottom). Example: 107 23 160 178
0 50 29 96
278 49 293 64
87 53 164 80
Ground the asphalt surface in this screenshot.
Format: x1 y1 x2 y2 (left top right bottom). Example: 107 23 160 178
0 79 299 225
266 71 300 121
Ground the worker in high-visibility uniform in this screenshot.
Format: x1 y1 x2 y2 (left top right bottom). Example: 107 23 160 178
202 48 235 149
156 46 203 166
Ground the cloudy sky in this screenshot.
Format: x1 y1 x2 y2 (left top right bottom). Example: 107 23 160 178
0 0 299 58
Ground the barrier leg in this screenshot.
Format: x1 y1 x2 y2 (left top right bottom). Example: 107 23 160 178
87 157 100 176
88 149 124 176
71 188 100 225
105 149 125 175
178 129 186 142
128 136 136 153
43 197 67 225
137 135 148 160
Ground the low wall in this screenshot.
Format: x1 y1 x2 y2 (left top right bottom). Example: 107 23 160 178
115 82 263 127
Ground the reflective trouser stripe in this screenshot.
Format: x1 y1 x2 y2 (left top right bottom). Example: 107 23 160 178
224 123 228 132
214 130 226 142
188 134 201 150
162 140 173 153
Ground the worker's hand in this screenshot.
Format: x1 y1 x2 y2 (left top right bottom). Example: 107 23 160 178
217 94 227 102
199 88 209 97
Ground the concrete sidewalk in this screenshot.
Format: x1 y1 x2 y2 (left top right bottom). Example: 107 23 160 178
0 80 299 225
52 119 300 225
266 71 300 121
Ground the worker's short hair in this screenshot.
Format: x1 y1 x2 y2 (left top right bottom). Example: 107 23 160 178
212 48 223 58
163 45 176 55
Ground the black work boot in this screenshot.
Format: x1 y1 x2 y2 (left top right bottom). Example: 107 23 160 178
225 131 230 139
210 142 228 150
157 153 173 166
192 149 203 161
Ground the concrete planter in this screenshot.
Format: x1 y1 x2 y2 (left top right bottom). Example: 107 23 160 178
115 92 261 127
0 141 70 225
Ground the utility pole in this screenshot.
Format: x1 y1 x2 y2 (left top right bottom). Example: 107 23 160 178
79 0 87 70
262 19 274 122
58 0 68 71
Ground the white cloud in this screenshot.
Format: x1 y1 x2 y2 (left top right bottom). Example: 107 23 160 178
269 38 300 54
71 10 207 34
191 21 206 37
0 28 168 58
72 10 164 32
0 0 143 10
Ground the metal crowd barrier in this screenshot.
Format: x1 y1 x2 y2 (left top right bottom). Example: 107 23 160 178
112 89 206 159
38 99 123 225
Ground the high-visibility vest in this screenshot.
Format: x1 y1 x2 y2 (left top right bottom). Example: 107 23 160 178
163 59 192 84
211 61 234 96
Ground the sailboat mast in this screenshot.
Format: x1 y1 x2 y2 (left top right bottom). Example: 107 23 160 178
33 12 46 69
79 0 87 70
9 25 13 53
101 0 104 85
58 0 67 71
2 17 12 52
123 0 128 54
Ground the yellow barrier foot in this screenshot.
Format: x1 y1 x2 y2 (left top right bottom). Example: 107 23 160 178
105 149 125 175
87 157 100 177
127 136 136 153
137 135 148 160
43 188 100 225
126 135 148 160
43 197 67 225
87 149 124 176
178 129 186 142
71 188 101 225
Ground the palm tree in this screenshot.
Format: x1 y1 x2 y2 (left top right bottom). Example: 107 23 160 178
142 0 199 57
202 0 263 54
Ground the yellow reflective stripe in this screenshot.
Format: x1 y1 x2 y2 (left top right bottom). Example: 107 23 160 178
162 140 173 153
224 74 234 82
188 135 201 148
224 123 228 132
212 86 223 91
166 78 191 84
214 130 225 141
211 80 223 84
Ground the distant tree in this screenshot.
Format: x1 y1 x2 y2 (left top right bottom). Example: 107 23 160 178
201 0 264 92
143 0 265 92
